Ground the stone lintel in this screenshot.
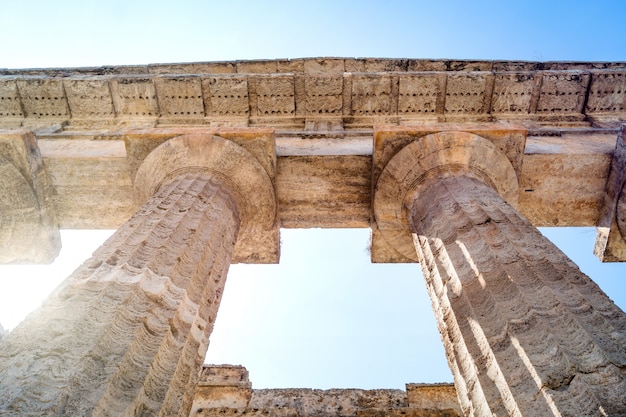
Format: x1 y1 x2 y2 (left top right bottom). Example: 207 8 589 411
594 125 626 262
0 129 60 263
371 124 524 263
130 128 279 264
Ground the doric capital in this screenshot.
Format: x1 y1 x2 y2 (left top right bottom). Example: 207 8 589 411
373 128 520 262
134 133 278 262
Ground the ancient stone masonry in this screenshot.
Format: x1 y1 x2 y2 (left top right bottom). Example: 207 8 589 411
188 365 461 417
1 58 626 416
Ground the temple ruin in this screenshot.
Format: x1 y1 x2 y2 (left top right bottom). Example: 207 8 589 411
0 58 625 416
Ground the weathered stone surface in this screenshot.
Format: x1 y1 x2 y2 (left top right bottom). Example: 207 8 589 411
277 155 371 228
409 176 626 416
595 125 626 261
250 388 408 417
406 384 459 412
0 172 241 416
373 128 522 262
0 130 60 263
127 128 278 263
189 366 459 417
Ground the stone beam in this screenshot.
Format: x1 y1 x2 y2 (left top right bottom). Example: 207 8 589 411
0 129 60 263
1 59 625 130
594 125 626 261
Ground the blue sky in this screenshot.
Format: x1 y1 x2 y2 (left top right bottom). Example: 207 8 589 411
0 0 625 390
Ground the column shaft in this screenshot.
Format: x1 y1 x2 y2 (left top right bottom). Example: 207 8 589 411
410 176 626 417
0 172 240 417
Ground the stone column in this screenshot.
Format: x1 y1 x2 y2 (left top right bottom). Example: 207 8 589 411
411 175 626 416
0 134 276 417
374 130 626 417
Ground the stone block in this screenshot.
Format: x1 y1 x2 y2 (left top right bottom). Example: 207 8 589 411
398 74 443 116
351 74 392 116
491 72 536 114
406 384 459 412
585 70 626 115
536 71 589 115
64 79 115 119
0 80 24 119
154 77 204 121
0 130 60 263
444 73 489 114
203 76 249 117
16 79 69 119
111 78 159 117
255 75 295 117
304 75 343 116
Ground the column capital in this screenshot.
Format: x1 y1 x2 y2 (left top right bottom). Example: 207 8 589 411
135 132 278 263
372 126 523 262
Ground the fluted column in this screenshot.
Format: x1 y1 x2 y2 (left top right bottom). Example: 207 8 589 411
410 175 626 416
0 133 276 417
0 172 239 416
374 129 626 417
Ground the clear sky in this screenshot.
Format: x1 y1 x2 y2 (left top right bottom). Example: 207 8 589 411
0 0 625 390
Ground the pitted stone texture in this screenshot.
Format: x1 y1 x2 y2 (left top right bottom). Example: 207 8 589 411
586 70 626 115
0 130 60 263
111 77 159 118
373 128 520 262
0 80 24 120
133 132 277 263
398 74 443 116
406 384 459 413
491 72 537 114
0 172 240 417
64 79 115 120
536 71 589 116
250 388 408 417
411 175 626 416
16 79 69 119
155 77 204 122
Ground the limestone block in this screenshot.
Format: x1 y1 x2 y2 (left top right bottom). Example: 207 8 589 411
351 74 392 116
0 130 60 263
64 79 115 119
491 72 537 114
255 75 295 117
111 77 159 117
405 384 459 412
154 77 204 122
0 80 24 120
444 72 489 114
357 408 460 417
16 79 69 119
277 155 371 228
203 76 249 118
190 366 252 411
304 75 343 116
250 388 407 417
398 74 443 116
537 71 589 115
585 70 626 115
303 58 346 74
